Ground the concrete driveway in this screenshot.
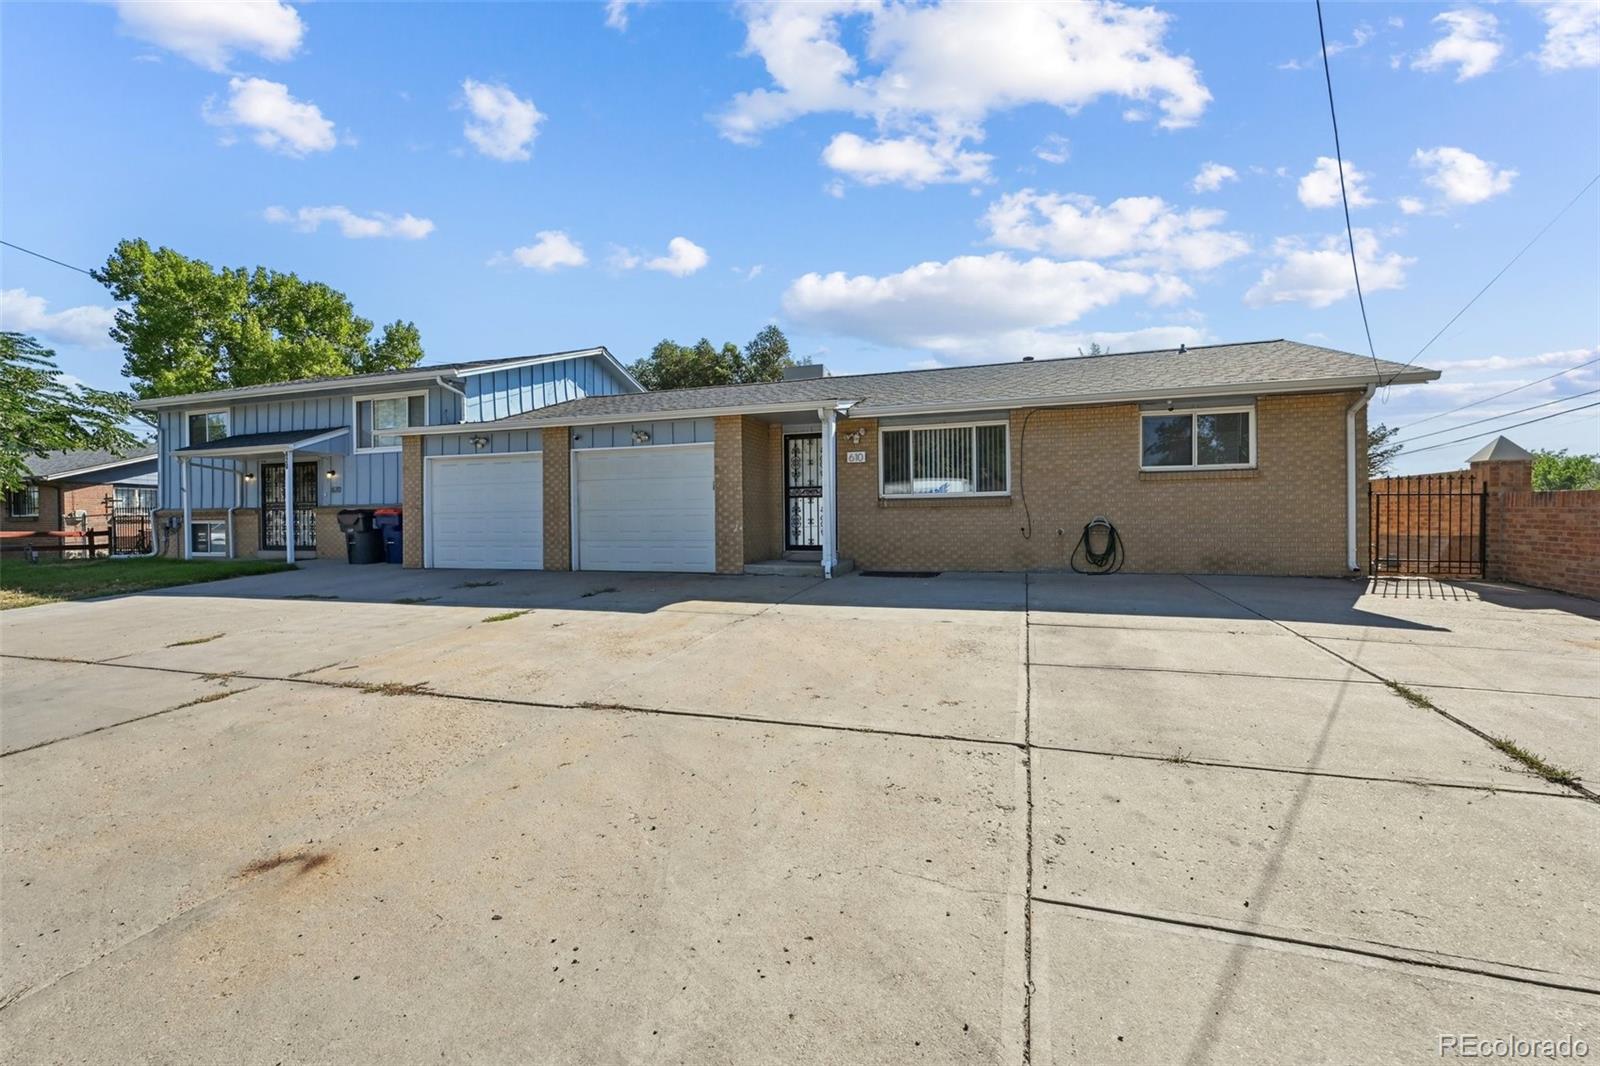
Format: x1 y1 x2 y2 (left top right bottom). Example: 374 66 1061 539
1 564 1596 1063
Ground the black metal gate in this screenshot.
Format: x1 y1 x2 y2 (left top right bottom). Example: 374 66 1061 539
1369 475 1486 577
785 434 823 551
109 514 152 555
261 461 318 551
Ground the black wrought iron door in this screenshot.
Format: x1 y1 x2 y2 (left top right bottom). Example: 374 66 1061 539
785 434 823 551
1369 475 1485 578
261 462 318 550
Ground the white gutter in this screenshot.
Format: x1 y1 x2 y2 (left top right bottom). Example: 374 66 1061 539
819 407 840 579
1346 384 1377 573
434 376 468 424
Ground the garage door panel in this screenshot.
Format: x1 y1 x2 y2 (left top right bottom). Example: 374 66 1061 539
575 446 715 573
427 455 542 570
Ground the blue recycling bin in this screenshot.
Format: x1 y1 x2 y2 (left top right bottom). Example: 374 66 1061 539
373 508 404 564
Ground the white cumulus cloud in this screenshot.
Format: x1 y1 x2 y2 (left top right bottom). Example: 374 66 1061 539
1412 8 1502 81
1412 146 1516 206
717 0 1210 188
983 190 1250 273
204 76 335 156
1034 134 1071 165
1397 196 1427 215
821 132 992 187
1297 156 1375 209
492 231 589 271
1244 229 1413 309
781 252 1185 361
604 0 649 30
264 205 434 239
461 79 543 162
1190 162 1238 193
1536 1 1600 70
0 289 117 349
613 237 709 277
112 0 303 71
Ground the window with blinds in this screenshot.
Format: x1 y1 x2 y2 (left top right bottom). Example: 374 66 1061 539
880 421 1009 497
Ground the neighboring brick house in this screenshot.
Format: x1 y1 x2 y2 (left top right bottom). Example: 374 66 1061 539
1 449 158 553
386 340 1441 578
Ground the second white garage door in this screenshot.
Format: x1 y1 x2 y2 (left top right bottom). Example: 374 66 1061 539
426 454 543 569
573 444 715 573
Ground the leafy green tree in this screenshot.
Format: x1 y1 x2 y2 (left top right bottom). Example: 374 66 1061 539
93 239 424 399
1367 422 1403 478
1532 448 1600 491
0 332 139 494
629 326 797 390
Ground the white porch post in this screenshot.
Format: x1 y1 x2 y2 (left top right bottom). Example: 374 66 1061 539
179 456 192 561
821 408 838 579
283 447 296 565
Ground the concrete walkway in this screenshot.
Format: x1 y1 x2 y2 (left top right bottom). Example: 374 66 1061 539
0 566 1595 1063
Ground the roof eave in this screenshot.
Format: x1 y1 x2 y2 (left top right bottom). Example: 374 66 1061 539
32 454 158 482
131 368 466 411
173 427 351 457
397 398 860 435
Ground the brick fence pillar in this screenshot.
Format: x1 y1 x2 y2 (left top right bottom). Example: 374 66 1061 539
543 427 571 571
1469 442 1533 582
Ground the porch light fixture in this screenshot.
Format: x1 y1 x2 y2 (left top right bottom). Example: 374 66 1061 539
325 468 337 480
845 428 866 445
471 435 489 451
243 471 256 483
632 429 651 444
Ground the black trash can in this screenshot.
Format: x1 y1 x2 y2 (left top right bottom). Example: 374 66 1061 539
336 509 383 565
373 508 404 565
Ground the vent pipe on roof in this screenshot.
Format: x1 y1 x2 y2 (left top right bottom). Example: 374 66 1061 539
1178 344 1187 354
1022 356 1034 362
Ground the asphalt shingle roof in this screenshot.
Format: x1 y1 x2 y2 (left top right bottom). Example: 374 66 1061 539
25 448 157 480
464 340 1437 428
175 428 350 454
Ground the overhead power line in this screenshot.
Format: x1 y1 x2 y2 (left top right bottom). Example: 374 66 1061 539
1381 172 1600 389
1314 0 1381 382
1397 355 1600 432
0 239 96 277
1400 399 1600 457
1393 386 1600 444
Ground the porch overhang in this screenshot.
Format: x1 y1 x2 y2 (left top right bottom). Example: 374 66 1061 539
174 427 350 459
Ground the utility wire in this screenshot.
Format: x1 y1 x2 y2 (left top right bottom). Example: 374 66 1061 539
1393 387 1600 444
1400 400 1600 457
1315 0 1381 382
1381 171 1600 389
1397 355 1600 431
0 239 95 277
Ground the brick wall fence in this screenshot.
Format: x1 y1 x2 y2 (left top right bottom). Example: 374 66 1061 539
1374 453 1600 600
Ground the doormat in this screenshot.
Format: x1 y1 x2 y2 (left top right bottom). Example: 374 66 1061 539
858 570 941 578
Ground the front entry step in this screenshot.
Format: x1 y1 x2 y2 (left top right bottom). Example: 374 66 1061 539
744 556 855 577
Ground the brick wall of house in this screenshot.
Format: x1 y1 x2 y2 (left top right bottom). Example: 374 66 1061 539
836 391 1364 575
1 483 63 537
542 427 571 570
402 436 424 567
712 415 745 574
740 418 783 563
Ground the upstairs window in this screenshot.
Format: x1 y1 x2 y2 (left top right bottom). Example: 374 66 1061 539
1140 407 1255 470
7 485 39 518
115 485 157 512
186 410 230 445
355 394 426 451
881 421 1009 497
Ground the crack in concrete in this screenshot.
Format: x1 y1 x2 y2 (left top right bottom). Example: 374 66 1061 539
1021 571 1035 1066
1 686 255 758
1032 896 1600 998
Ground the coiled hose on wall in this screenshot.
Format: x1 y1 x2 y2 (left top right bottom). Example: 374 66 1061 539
1070 516 1125 575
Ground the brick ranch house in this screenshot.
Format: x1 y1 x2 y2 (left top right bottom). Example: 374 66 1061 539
137 340 1439 577
1 449 158 551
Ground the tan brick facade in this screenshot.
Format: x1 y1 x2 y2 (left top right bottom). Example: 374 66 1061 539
742 419 784 563
712 416 745 574
402 435 424 568
542 427 571 570
836 391 1366 576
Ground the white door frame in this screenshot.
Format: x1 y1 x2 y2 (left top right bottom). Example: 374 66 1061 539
423 451 544 569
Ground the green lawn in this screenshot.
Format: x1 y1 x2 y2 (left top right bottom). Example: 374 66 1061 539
0 557 296 610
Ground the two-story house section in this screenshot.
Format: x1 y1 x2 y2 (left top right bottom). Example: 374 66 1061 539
135 347 641 564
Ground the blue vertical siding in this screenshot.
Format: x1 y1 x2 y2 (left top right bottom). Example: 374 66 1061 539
571 419 715 449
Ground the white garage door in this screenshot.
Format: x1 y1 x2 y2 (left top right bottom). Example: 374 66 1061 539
574 444 715 573
426 454 543 569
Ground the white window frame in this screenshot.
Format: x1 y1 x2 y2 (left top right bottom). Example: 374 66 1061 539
184 408 231 446
878 419 1011 499
114 485 157 512
352 390 429 454
189 519 228 557
8 484 40 518
1139 404 1257 472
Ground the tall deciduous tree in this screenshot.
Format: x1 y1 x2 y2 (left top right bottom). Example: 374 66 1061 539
0 332 139 494
1532 449 1600 490
93 239 425 399
1367 422 1403 478
629 326 798 390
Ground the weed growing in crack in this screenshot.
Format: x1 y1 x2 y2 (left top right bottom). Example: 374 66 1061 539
1488 737 1582 788
457 580 500 589
482 610 529 623
344 680 431 697
166 633 224 647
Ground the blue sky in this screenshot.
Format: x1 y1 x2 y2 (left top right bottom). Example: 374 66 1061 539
2 0 1596 474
